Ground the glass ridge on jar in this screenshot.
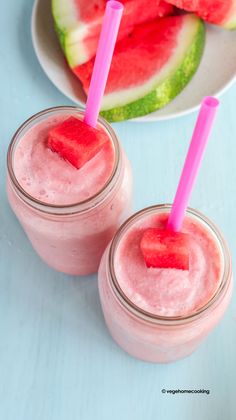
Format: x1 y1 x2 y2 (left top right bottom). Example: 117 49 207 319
98 204 233 363
7 106 133 275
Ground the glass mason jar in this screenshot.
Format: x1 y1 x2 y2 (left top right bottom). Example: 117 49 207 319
98 205 233 363
7 107 133 276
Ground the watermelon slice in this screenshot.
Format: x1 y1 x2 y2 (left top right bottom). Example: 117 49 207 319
140 228 190 270
47 117 109 169
74 14 204 122
52 0 174 67
166 0 236 29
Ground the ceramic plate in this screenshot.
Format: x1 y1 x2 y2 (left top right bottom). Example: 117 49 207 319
31 0 236 121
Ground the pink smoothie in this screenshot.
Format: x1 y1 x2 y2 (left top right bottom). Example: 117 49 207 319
98 206 232 362
7 108 132 275
13 114 115 205
114 212 222 317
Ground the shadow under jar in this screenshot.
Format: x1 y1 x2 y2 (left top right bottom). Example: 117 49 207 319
98 205 232 363
7 107 132 276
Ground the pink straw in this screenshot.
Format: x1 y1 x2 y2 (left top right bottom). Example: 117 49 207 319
84 1 124 127
167 96 219 232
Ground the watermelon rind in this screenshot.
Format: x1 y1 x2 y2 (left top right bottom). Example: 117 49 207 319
100 15 205 122
52 0 97 66
52 0 175 67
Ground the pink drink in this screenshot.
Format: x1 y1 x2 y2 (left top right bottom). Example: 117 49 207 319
98 205 232 363
7 107 132 275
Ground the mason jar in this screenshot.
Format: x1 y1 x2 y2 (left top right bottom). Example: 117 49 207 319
98 205 232 363
7 107 132 275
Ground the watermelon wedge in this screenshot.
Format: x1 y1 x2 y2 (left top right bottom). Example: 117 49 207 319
75 14 205 122
52 0 174 67
140 228 190 270
166 0 236 29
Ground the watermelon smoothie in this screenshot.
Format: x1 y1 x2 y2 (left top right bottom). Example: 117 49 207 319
7 107 132 275
98 205 232 363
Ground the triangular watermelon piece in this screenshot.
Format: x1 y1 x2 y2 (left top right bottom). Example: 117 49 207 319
52 0 174 67
165 0 236 29
74 14 205 121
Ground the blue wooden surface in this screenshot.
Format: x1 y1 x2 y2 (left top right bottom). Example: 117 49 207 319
0 1 235 419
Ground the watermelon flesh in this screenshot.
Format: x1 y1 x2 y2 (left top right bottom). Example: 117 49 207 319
166 0 236 29
52 0 174 67
47 117 109 169
140 228 190 270
75 16 184 94
74 14 205 121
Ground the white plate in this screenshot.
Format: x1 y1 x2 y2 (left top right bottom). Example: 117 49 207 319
31 0 236 122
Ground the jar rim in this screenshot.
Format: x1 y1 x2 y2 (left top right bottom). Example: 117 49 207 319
7 106 121 215
108 204 232 325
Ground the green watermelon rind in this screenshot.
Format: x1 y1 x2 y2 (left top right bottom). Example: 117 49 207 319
52 0 82 66
100 18 205 122
52 0 66 51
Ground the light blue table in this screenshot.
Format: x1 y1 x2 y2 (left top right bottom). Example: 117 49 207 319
0 1 235 419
